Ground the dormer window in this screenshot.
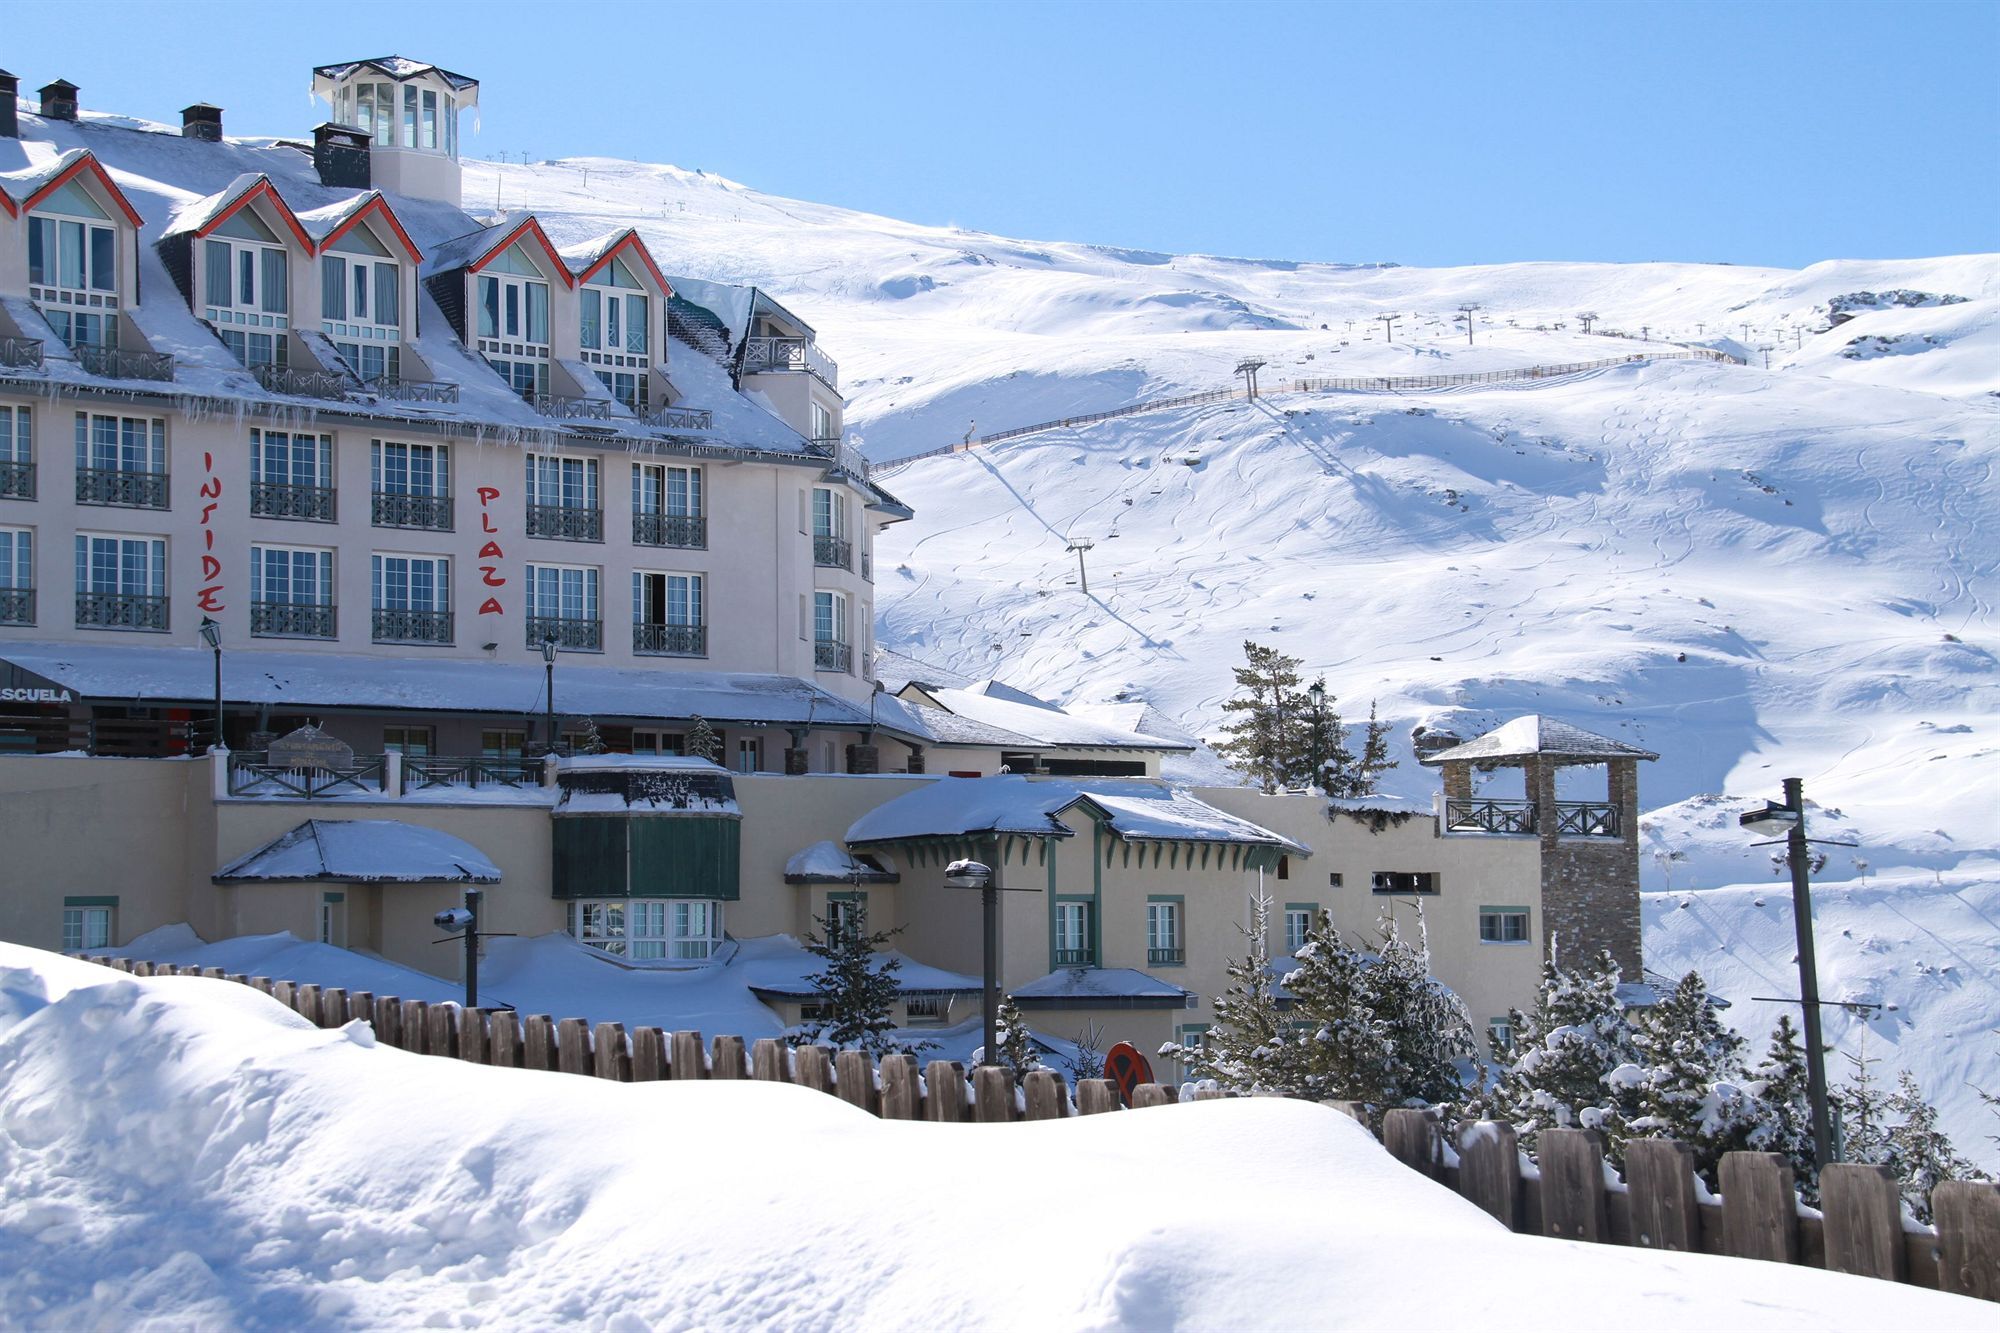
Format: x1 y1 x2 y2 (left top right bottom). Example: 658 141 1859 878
200 206 290 371
27 180 120 351
580 270 649 411
321 225 402 386
474 246 552 400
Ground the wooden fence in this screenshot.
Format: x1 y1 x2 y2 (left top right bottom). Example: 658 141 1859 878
85 957 2000 1303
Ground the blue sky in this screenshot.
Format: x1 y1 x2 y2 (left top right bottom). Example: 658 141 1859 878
10 0 1996 266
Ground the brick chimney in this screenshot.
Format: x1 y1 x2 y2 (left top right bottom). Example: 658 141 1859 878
39 79 78 122
313 123 371 190
181 103 223 142
0 71 18 138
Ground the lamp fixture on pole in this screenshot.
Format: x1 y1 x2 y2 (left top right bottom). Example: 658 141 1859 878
945 858 1000 1066
540 636 558 754
198 616 223 751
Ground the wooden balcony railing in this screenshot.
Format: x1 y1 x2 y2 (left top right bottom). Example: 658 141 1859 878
647 406 713 432
533 394 615 421
1442 798 1622 837
633 512 706 549
742 336 838 389
77 468 168 509
0 336 45 369
76 346 174 382
372 491 452 531
253 365 347 399
228 751 386 798
403 755 542 792
364 378 460 405
250 481 335 522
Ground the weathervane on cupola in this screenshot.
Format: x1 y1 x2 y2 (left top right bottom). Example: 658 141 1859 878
310 57 480 208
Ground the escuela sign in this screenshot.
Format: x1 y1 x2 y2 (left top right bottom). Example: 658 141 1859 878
0 687 73 704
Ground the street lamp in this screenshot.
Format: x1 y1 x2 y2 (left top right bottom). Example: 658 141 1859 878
945 858 1000 1066
1739 777 1847 1167
198 616 223 752
540 636 558 754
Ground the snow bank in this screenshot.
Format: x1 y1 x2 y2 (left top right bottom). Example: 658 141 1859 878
3 943 1992 1331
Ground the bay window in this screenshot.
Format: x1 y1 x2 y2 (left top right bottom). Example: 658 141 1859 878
477 272 550 343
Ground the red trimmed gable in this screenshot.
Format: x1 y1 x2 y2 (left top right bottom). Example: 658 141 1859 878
196 178 314 254
318 194 424 264
575 230 673 299
465 216 573 288
22 152 144 228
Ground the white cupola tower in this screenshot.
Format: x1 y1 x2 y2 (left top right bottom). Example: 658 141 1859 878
311 57 479 207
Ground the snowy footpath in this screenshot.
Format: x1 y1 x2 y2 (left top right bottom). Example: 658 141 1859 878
2 944 1994 1332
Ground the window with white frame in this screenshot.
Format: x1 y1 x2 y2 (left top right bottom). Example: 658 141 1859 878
28 188 120 350
477 270 551 342
0 528 32 625
372 553 451 643
579 267 648 357
811 400 836 443
482 729 526 759
319 894 347 948
251 429 331 491
61 901 115 952
813 590 848 646
74 534 166 630
632 571 704 656
569 899 723 961
525 563 600 649
381 726 433 756
1 405 34 480
372 440 450 531
251 545 335 638
525 454 598 511
904 994 952 1027
1478 907 1531 944
812 487 847 540
74 413 165 476
1283 905 1315 956
1488 1017 1516 1055
826 894 866 946
1055 901 1093 965
735 737 760 774
201 211 292 370
321 238 402 384
1146 899 1184 964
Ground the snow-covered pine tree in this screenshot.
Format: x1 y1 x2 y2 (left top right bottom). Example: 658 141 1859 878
1487 950 1640 1155
1213 641 1305 794
1886 1071 1984 1224
1619 970 1753 1184
1297 677 1355 796
1278 910 1394 1104
990 995 1041 1086
1362 907 1476 1106
798 898 905 1058
1752 1014 1819 1200
684 715 721 763
1175 893 1300 1094
1351 699 1399 796
1836 1045 1895 1168
572 716 608 754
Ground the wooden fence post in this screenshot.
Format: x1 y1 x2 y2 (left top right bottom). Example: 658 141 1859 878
1457 1121 1521 1230
925 1060 966 1122
270 979 294 1010
523 1015 559 1071
319 988 349 1028
555 1017 592 1075
631 1027 668 1081
347 991 374 1030
750 1038 790 1083
670 1031 709 1081
593 1023 629 1081
427 1005 460 1059
226 973 250 987
372 996 402 1049
201 966 227 981
1540 1128 1609 1243
1382 1108 1441 1179
1719 1152 1799 1263
400 1001 430 1054
880 1054 921 1119
1024 1069 1068 1120
836 1051 878 1114
487 1010 523 1068
973 1066 1015 1122
710 1035 747 1080
1934 1179 2000 1301
249 976 273 995
454 1008 486 1063
1821 1163 1906 1281
1077 1080 1122 1115
1131 1083 1178 1109
794 1046 835 1095
1321 1099 1366 1122
1625 1138 1698 1252
294 983 322 1025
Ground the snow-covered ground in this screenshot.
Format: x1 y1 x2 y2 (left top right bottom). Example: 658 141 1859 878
5 943 1994 1331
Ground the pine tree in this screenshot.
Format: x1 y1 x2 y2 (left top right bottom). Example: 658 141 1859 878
1351 699 1400 796
1297 678 1355 795
988 995 1041 1086
1836 1046 1895 1168
1887 1071 1983 1224
573 716 608 754
684 715 720 763
1277 910 1394 1104
1063 1021 1107 1083
1620 971 1752 1184
1176 893 1301 1094
1752 1014 1819 1200
1213 641 1306 794
798 899 905 1058
1362 908 1476 1106
1488 950 1639 1155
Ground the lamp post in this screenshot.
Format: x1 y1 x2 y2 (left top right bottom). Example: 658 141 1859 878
198 616 223 751
540 636 558 754
1306 680 1326 789
1739 777 1838 1167
945 859 999 1065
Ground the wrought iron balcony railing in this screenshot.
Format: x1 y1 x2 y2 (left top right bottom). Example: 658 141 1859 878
0 336 45 369
813 536 851 570
634 622 706 657
253 365 347 399
0 588 33 625
0 460 33 500
532 394 615 421
372 491 453 531
814 639 852 673
528 616 602 651
373 607 453 645
525 504 603 542
363 377 460 404
741 336 838 389
632 512 706 549
250 481 335 522
76 591 168 631
252 601 337 639
77 468 168 509
76 346 174 382
1053 947 1094 967
647 405 713 432
1147 946 1186 966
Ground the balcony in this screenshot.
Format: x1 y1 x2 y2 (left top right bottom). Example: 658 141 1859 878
532 394 615 421
1053 947 1094 967
77 468 168 510
373 607 453 645
251 481 335 523
525 504 603 543
633 512 706 549
814 639 852 673
813 536 852 570
252 602 337 640
647 406 713 432
76 346 174 382
1147 946 1186 967
528 616 601 652
372 491 452 531
363 378 460 405
76 591 168 631
229 750 386 799
0 588 33 625
1441 797 1621 838
741 336 838 389
404 755 542 793
253 365 347 399
0 336 45 370
0 461 32 500
634 622 706 657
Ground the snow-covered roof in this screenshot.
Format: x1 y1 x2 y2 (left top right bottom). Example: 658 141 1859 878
557 229 671 294
214 819 501 883
912 685 1194 753
783 840 899 884
868 693 1040 748
312 56 479 95
0 641 876 729
423 215 567 280
871 647 973 694
293 191 424 261
844 775 1308 853
746 951 980 1000
1419 714 1659 766
1011 967 1194 1009
0 147 144 224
